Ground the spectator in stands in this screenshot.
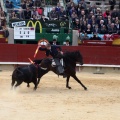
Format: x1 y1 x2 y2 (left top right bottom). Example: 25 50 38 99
115 20 120 32
71 11 78 24
66 0 75 16
100 25 108 34
18 8 24 19
89 5 97 15
31 7 39 18
9 1 14 8
103 9 110 18
93 24 101 34
81 20 87 32
69 6 77 17
5 0 10 8
34 0 41 7
98 20 105 29
105 15 112 25
52 35 58 45
49 7 58 20
64 36 70 46
87 11 94 19
109 0 116 11
107 20 112 29
37 7 44 16
55 2 61 12
28 0 34 8
58 6 68 20
24 7 31 19
9 11 19 19
76 3 84 15
115 17 120 23
111 9 119 18
108 23 117 34
80 0 86 9
0 8 6 27
88 15 96 25
79 10 86 19
21 1 27 9
30 14 38 20
89 33 101 40
73 19 81 30
40 15 49 22
95 8 102 18
85 24 93 34
80 32 89 41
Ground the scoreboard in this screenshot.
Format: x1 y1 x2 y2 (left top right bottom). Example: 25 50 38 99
14 27 35 40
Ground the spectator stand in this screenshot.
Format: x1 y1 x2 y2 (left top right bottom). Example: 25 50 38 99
63 0 120 46
0 1 9 43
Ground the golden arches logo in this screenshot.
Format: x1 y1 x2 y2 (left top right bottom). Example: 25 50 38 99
27 20 42 33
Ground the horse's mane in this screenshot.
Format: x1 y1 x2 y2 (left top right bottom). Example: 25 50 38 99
64 50 81 59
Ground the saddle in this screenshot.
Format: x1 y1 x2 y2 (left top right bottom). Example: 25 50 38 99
51 59 64 67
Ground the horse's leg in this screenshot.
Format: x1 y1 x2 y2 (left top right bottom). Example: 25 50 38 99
72 75 87 90
66 76 71 89
27 83 30 87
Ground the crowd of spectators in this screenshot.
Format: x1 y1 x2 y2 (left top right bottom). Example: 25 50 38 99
8 0 69 21
64 0 120 39
4 0 120 41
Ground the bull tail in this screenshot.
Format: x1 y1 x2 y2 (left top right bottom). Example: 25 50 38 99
11 67 24 88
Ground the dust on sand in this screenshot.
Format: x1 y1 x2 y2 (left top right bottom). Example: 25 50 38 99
0 70 120 120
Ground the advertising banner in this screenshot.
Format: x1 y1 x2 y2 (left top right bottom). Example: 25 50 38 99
9 19 69 33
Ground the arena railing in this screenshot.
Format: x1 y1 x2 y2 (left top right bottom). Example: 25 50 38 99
0 62 120 69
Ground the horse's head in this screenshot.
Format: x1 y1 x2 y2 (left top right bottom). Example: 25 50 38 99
75 51 83 65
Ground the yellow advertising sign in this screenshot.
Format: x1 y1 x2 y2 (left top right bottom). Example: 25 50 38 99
27 20 42 33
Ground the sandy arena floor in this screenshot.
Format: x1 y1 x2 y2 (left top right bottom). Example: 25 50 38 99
0 69 120 120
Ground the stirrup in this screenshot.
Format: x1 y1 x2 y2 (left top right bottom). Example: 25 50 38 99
51 60 56 67
51 64 56 67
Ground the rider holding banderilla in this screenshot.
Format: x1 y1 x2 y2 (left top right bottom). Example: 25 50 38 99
38 42 67 78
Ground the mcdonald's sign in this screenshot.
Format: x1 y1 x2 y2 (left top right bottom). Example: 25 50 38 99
27 20 42 33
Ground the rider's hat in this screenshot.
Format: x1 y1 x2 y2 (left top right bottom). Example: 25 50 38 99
46 43 51 47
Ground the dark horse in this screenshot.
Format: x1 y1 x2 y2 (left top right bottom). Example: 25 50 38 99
34 50 87 90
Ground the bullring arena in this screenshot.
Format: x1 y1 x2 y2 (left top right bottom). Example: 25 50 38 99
0 64 120 120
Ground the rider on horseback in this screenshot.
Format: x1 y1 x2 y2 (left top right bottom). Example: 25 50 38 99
38 43 66 78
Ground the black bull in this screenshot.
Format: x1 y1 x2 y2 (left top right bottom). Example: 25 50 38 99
11 64 48 90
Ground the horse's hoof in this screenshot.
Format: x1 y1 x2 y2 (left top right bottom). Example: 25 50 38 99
67 86 72 89
33 87 37 91
84 87 87 90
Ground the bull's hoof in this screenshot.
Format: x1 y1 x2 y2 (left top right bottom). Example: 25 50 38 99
33 87 37 91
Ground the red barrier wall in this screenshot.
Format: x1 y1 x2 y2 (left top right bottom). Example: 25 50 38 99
0 44 120 65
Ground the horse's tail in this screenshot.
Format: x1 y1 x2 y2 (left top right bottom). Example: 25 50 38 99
33 59 43 65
